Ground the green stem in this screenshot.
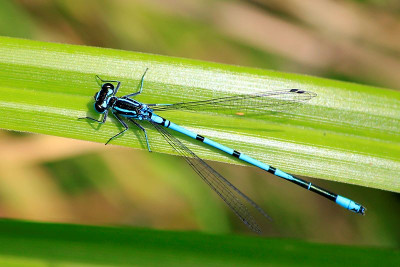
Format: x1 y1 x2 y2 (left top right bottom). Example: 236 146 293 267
0 36 399 192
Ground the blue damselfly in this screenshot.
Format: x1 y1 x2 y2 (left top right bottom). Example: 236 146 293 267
79 69 365 233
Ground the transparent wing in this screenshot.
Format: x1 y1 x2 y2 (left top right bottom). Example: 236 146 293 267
150 121 271 233
150 89 316 116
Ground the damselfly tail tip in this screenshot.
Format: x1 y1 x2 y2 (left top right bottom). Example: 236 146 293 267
358 206 366 215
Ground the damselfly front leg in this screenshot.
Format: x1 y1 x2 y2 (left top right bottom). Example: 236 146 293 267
122 68 148 98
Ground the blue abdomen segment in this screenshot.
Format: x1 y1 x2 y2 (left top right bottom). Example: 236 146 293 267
150 114 197 139
203 138 234 155
169 122 197 139
238 154 269 171
336 195 365 214
237 155 296 182
150 114 164 124
274 168 296 181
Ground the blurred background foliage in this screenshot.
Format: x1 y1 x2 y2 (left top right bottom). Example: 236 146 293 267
0 0 399 247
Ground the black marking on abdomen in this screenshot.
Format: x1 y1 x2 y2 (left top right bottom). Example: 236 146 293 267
196 135 205 142
233 150 241 158
267 166 276 174
161 118 168 127
159 116 171 127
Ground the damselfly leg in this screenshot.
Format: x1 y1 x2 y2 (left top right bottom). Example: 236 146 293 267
123 68 148 98
78 110 109 123
105 112 129 145
128 118 152 152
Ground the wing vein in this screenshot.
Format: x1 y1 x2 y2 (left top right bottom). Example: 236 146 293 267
151 89 316 115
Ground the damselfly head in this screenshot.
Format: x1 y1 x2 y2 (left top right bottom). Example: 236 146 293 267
93 83 115 113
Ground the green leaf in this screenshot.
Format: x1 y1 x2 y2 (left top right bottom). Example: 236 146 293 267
0 219 398 266
0 36 399 192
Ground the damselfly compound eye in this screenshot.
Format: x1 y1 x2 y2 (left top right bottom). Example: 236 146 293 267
102 83 114 90
94 103 106 113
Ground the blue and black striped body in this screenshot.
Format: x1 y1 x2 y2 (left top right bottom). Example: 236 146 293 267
149 113 365 215
112 97 152 121
84 72 365 228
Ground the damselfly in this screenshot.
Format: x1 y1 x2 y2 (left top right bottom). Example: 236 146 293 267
79 69 365 233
